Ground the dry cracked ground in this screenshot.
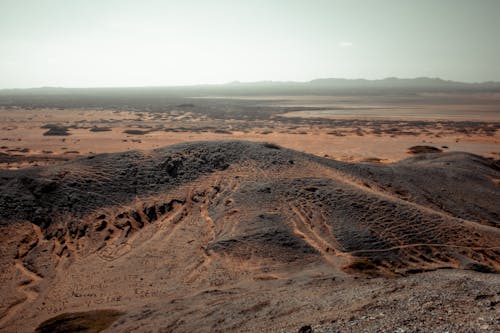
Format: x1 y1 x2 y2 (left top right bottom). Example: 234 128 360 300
0 140 499 332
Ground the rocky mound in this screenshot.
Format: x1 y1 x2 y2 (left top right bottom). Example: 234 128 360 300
0 141 498 332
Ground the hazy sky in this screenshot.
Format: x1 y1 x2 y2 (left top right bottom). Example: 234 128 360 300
1 0 500 88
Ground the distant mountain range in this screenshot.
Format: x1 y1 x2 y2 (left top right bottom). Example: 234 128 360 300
1 77 500 95
224 77 500 89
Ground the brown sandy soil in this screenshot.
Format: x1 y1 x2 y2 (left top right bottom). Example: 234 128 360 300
0 92 499 332
0 102 498 169
0 140 499 332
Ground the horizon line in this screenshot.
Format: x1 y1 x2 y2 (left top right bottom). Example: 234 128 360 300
1 76 500 91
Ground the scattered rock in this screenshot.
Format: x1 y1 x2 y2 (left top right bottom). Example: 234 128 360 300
408 145 443 154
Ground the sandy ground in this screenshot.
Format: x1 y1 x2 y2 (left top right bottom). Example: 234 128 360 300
0 93 499 332
0 141 499 332
0 103 498 169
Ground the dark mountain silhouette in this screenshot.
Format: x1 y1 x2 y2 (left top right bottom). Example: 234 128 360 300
1 77 500 95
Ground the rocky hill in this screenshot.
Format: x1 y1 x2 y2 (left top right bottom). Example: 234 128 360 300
0 141 498 332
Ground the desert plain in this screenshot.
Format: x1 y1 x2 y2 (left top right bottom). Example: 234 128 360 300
0 86 499 332
1 91 499 169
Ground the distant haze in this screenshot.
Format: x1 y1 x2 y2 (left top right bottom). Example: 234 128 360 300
1 0 500 88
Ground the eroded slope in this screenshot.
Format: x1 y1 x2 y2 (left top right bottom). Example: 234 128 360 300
0 141 498 332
